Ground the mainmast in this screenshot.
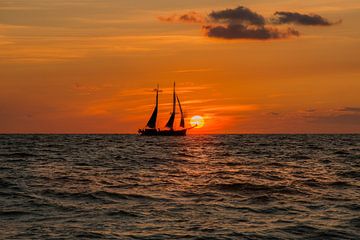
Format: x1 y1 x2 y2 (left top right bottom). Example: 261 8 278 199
165 82 176 129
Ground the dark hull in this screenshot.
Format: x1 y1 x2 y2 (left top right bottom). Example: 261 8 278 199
139 129 187 136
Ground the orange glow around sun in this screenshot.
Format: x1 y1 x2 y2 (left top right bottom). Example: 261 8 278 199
190 115 205 128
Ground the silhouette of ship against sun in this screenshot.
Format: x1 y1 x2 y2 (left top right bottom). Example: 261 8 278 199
138 82 193 136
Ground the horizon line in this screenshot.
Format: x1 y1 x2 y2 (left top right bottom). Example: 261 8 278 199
1 132 359 135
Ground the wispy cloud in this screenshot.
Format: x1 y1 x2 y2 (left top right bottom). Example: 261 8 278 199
301 107 360 126
268 112 280 116
0 35 14 45
72 83 113 96
158 11 204 24
117 85 211 98
195 104 259 113
309 114 360 125
338 107 360 112
0 46 86 63
172 68 213 73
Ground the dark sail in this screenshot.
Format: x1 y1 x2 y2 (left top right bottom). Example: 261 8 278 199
177 95 185 128
146 86 159 129
165 82 176 129
165 112 175 129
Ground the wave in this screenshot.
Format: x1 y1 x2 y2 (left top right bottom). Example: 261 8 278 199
106 210 139 217
280 224 319 235
75 231 107 239
0 152 38 158
300 179 323 188
334 150 350 155
278 224 354 238
175 152 196 158
248 195 275 204
259 206 299 214
40 189 107 203
297 179 353 189
0 179 16 188
349 217 360 228
40 189 166 203
0 210 31 218
289 154 311 160
339 203 360 211
210 182 303 195
327 181 353 188
307 144 323 150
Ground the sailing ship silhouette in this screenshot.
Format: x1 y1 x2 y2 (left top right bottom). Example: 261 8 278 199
138 82 193 136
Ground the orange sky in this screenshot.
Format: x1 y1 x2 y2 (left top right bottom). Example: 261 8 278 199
0 0 359 133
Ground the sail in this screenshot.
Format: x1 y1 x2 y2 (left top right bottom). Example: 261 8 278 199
165 82 176 129
165 112 175 129
177 95 185 128
146 86 158 129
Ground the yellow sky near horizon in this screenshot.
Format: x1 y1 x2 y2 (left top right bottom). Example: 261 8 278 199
0 0 359 133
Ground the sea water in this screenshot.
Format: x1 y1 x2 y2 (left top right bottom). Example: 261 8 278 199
0 134 359 239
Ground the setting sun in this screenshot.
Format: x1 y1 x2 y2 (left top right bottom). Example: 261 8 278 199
190 115 205 128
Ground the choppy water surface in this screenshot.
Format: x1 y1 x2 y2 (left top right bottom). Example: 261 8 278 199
0 134 359 239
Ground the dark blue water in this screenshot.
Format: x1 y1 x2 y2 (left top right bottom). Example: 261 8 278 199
0 134 359 239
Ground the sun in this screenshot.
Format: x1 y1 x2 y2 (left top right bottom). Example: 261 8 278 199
190 115 205 128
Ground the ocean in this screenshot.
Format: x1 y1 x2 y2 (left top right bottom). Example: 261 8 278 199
0 134 359 239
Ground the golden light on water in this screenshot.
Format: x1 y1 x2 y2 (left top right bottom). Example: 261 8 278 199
190 115 205 128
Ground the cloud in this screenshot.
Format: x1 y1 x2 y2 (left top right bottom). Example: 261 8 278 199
309 114 360 125
272 12 337 26
204 24 299 40
209 6 265 26
338 107 360 112
205 7 299 40
269 112 280 116
117 85 210 98
202 104 258 113
158 5 339 40
172 68 213 73
158 11 204 24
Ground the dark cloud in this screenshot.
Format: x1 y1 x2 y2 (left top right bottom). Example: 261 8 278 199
339 107 360 112
209 6 265 26
158 12 203 24
205 6 299 40
158 6 339 40
204 24 299 40
272 12 336 26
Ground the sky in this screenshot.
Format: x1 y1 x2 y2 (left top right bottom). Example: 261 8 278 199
0 0 359 133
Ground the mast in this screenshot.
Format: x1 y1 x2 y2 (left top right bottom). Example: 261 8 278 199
146 85 159 129
165 82 176 129
177 95 185 128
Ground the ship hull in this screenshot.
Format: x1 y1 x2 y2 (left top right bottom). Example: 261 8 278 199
138 129 187 136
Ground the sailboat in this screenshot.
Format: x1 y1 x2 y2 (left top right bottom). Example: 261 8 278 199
138 82 189 136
